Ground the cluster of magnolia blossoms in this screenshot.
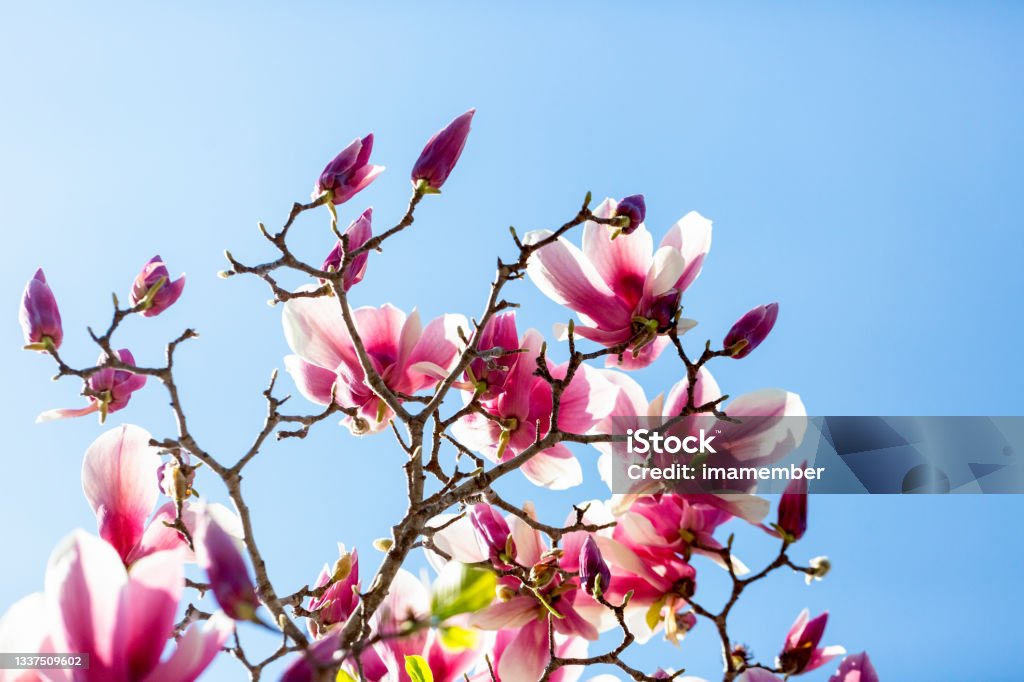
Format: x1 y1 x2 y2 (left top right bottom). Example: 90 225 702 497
0 426 240 682
7 109 881 682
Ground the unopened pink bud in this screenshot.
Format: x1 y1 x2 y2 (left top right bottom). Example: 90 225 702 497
411 109 474 191
321 208 373 291
19 268 63 351
614 194 646 235
194 509 261 622
724 302 779 358
579 534 611 598
777 462 809 542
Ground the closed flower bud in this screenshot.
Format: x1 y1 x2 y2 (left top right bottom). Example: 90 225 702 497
314 134 385 205
776 463 809 542
724 302 779 358
411 109 474 192
20 268 63 351
648 289 681 333
469 503 516 568
613 194 646 236
194 507 261 622
129 255 186 317
321 208 373 292
578 534 611 599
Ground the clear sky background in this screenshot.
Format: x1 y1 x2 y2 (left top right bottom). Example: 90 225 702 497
1 2 1023 680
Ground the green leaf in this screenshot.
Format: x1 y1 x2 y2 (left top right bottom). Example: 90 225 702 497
405 654 434 682
439 625 480 651
430 562 498 622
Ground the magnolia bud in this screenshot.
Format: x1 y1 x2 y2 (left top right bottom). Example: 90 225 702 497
724 303 779 358
411 109 474 192
20 269 63 351
578 535 611 598
194 508 261 622
313 134 384 205
321 208 373 292
776 463 809 542
613 194 646 236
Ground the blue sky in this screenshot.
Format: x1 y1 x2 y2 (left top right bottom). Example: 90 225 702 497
1 2 1022 680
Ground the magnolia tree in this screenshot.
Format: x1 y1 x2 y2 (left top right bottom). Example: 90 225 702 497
4 111 879 682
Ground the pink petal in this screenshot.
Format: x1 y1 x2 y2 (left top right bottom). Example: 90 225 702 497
404 313 467 392
524 231 631 329
424 514 487 570
0 593 51 680
282 293 356 372
284 355 337 405
660 211 712 293
509 509 545 566
81 425 160 563
497 620 549 682
553 363 617 435
520 444 583 489
353 304 405 366
45 532 129 681
142 612 233 682
581 198 653 306
123 549 184 679
128 502 191 564
829 652 879 682
644 246 686 299
717 390 807 464
467 596 540 631
36 405 99 423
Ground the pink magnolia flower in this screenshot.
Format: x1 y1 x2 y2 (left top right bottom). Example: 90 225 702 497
321 207 373 291
593 367 807 523
0 531 232 682
129 255 186 317
313 134 385 205
283 297 467 434
412 109 475 191
525 199 711 369
778 609 845 675
194 506 261 623
452 321 617 489
469 510 603 644
306 544 360 638
829 652 879 682
79 425 239 567
20 268 63 352
37 349 146 423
